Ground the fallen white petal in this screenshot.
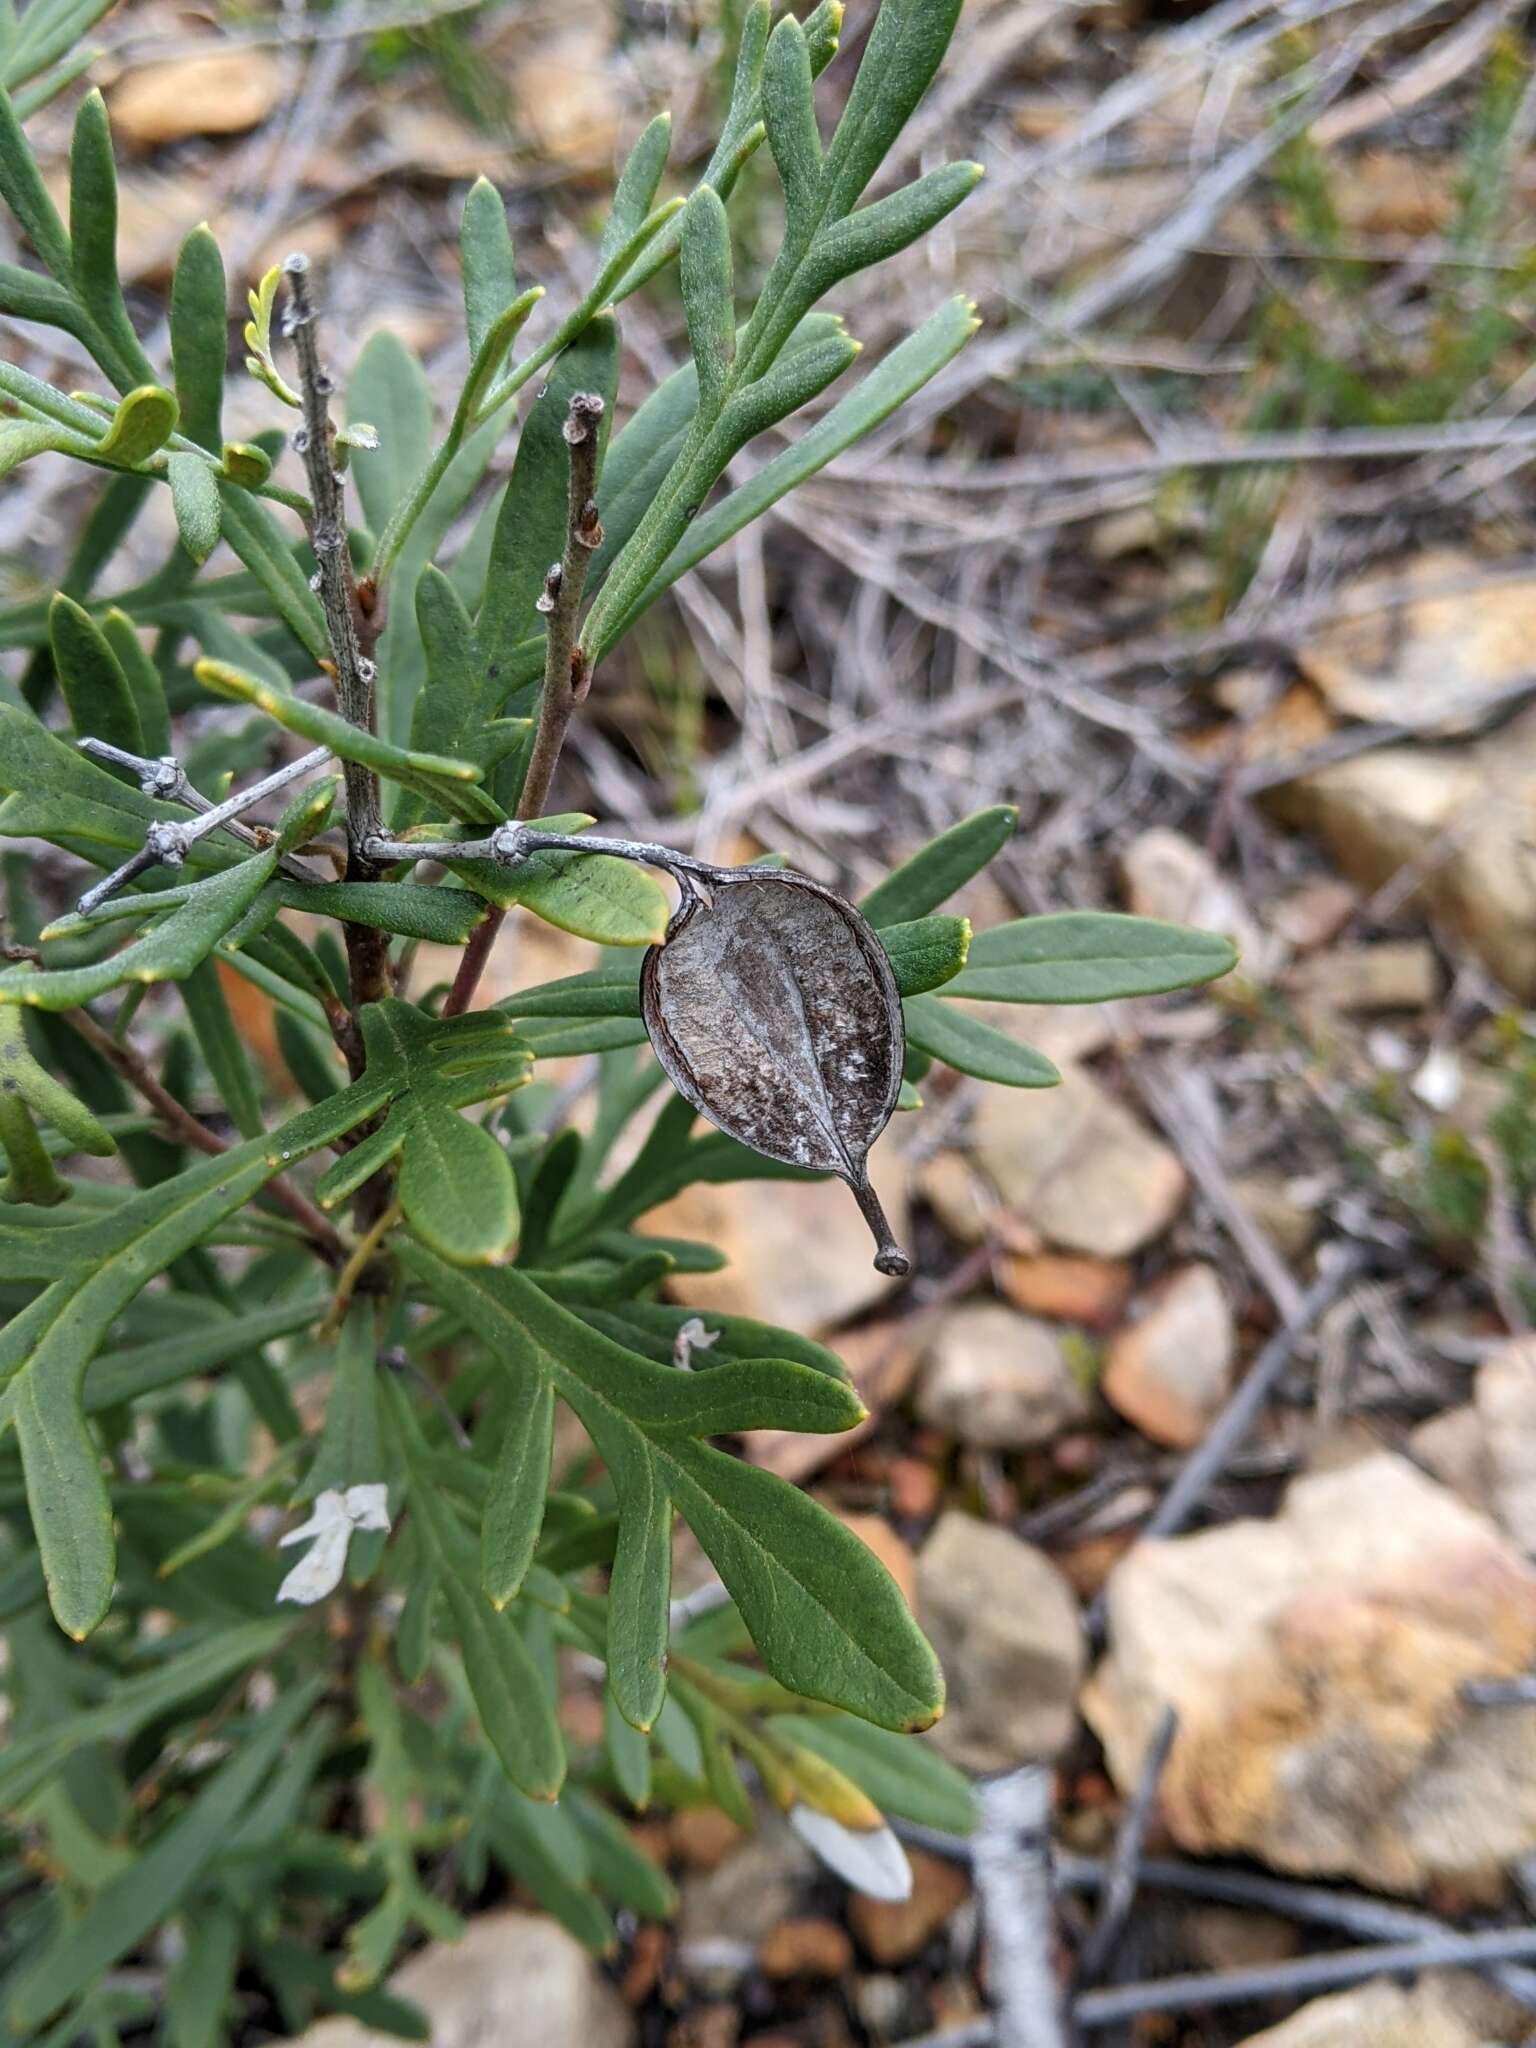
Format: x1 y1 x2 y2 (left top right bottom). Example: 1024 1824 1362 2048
788 1804 912 1901
277 1489 350 1549
343 1482 391 1531
277 1518 351 1605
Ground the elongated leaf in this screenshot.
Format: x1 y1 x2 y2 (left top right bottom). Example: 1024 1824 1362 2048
460 175 516 361
300 1307 384 1502
193 657 495 822
181 957 264 1138
349 330 434 534
477 315 621 688
860 803 1017 926
766 1711 978 1833
603 113 672 264
10 1682 321 2029
168 450 221 563
215 486 329 665
407 563 482 773
604 1684 652 1810
49 591 142 755
166 1904 241 2048
387 1376 565 1798
405 1245 941 1733
942 911 1239 1003
51 874 489 949
0 853 279 1011
84 1293 326 1412
101 608 171 754
0 996 114 1158
482 1372 553 1609
0 80 71 277
169 222 226 451
805 161 982 301
680 186 734 413
0 1618 287 1808
0 414 88 475
821 0 963 217
398 1101 519 1266
68 89 156 391
763 15 821 229
902 993 1058 1087
599 297 980 652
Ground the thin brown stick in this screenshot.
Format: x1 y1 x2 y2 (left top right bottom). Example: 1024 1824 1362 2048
282 254 391 1051
443 390 606 1019
68 1008 345 1264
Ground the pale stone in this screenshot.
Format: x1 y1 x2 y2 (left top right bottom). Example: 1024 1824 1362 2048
917 1513 1084 1773
1121 827 1267 976
1476 1336 1536 1555
110 49 283 147
288 1911 632 2047
917 1302 1088 1448
1234 1972 1525 2048
969 1063 1187 1259
1084 1454 1536 1891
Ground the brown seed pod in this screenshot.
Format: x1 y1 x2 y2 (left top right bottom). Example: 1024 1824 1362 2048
640 868 909 1275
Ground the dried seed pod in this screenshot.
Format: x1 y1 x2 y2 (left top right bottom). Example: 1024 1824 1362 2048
641 869 909 1274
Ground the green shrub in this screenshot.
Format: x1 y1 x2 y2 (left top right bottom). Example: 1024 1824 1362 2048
0 2 1235 2035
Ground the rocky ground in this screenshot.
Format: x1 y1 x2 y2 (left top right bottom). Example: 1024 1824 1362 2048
8 0 1536 2041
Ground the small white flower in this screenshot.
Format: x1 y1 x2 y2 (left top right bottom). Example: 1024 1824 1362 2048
277 1484 391 1605
672 1317 720 1372
1412 1043 1463 1112
787 1803 913 1902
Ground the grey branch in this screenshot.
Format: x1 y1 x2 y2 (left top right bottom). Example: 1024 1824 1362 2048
75 742 333 915
364 819 722 890
282 252 383 867
971 1768 1069 2048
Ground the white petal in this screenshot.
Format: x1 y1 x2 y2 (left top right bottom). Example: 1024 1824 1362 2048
788 1804 912 1901
672 1317 721 1371
277 1489 349 1548
343 1482 391 1531
276 1521 351 1605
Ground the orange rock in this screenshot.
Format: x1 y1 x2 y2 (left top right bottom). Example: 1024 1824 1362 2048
888 1455 941 1519
850 1849 970 1964
1102 1264 1235 1449
110 48 283 147
836 1511 917 1609
670 1806 744 1871
757 1916 854 1979
999 1252 1133 1330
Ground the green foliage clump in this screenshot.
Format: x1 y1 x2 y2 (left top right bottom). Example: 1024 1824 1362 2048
0 0 1237 2035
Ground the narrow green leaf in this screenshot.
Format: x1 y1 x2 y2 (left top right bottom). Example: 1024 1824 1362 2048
407 563 484 776
170 223 227 451
166 1903 241 2048
0 1620 287 1808
765 1711 979 1834
603 1684 652 1810
69 90 157 389
943 911 1240 1003
0 997 114 1158
180 957 264 1139
10 1682 321 2030
398 1102 519 1266
349 331 434 534
602 113 672 263
93 383 179 467
598 298 980 654
49 591 142 755
882 913 970 995
565 1783 676 1917
762 14 822 231
387 1375 565 1799
460 175 516 361
860 803 1017 926
902 993 1059 1088
193 657 495 822
458 283 543 426
477 315 621 688
481 1372 553 1609
0 415 85 476
821 0 963 218
168 451 221 563
679 185 734 414
0 853 279 1011
0 81 71 279
300 1306 384 1502
100 608 171 754
215 486 330 665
